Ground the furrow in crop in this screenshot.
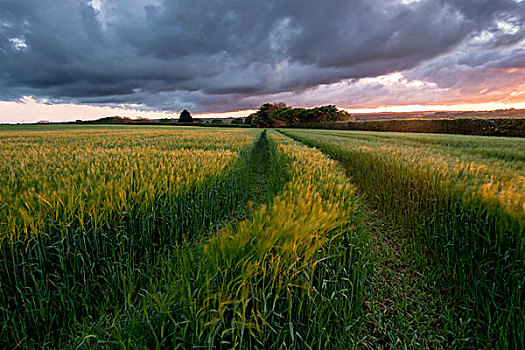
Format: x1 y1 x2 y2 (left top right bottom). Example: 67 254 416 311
280 128 524 349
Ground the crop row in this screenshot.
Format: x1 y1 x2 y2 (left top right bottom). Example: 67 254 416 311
281 129 524 348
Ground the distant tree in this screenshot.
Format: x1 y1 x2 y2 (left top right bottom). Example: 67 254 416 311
250 102 289 127
93 116 133 124
250 103 349 127
179 109 193 123
211 119 224 125
231 117 244 124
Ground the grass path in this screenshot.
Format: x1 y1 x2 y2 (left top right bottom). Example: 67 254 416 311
358 205 460 349
200 130 283 240
245 130 280 206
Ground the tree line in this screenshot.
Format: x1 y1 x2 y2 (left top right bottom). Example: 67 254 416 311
248 103 350 127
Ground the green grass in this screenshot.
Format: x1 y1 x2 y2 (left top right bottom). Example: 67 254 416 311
280 129 524 348
359 205 460 348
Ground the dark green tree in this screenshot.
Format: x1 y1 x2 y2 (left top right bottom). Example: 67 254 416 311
250 103 349 127
250 102 289 127
179 109 193 123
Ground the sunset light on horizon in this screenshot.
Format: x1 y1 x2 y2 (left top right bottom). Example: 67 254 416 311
1 96 525 124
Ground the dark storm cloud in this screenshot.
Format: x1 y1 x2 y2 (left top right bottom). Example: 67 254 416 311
0 0 524 113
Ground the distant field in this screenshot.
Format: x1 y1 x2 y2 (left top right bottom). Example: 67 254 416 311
351 108 525 121
0 125 523 348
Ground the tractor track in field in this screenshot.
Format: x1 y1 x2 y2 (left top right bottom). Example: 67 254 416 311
201 130 282 240
248 130 277 205
357 203 457 349
277 130 465 349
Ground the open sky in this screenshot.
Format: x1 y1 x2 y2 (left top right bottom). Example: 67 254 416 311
1 0 524 122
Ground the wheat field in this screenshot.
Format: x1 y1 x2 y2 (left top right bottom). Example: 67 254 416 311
0 125 523 348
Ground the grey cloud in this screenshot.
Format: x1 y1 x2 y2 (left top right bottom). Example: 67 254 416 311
0 0 524 113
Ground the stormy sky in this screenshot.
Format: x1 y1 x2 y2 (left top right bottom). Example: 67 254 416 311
1 0 524 120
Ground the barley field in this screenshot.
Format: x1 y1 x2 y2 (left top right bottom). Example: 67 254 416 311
0 125 523 348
